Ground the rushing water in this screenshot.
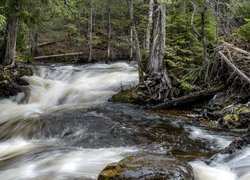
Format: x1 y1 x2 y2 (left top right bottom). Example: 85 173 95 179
0 62 249 180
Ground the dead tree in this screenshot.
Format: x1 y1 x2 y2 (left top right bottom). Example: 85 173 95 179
208 42 250 86
145 0 154 51
127 0 143 81
143 2 173 101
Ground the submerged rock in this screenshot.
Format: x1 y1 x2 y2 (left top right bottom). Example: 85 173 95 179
0 65 33 99
98 154 194 180
207 134 250 164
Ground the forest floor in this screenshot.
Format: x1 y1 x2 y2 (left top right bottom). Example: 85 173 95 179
20 31 130 64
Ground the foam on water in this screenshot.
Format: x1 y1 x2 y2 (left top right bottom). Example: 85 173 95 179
0 138 137 180
187 126 250 180
187 126 232 149
0 62 139 123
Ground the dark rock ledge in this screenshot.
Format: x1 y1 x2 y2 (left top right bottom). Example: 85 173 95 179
0 65 33 99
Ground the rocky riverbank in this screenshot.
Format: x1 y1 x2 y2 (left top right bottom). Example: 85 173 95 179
0 65 33 99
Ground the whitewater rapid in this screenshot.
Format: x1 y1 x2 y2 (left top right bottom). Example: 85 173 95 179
0 62 248 180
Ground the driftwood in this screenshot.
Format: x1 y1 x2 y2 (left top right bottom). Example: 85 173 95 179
34 52 84 60
218 51 250 85
152 86 223 109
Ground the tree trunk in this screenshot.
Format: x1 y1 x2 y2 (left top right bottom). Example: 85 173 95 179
201 5 209 82
0 15 19 66
29 29 38 55
88 0 93 62
127 0 143 81
107 0 112 60
145 2 172 101
128 0 134 60
145 0 154 51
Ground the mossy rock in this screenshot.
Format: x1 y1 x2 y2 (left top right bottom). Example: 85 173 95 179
98 154 194 180
220 105 250 129
112 87 145 104
221 113 240 129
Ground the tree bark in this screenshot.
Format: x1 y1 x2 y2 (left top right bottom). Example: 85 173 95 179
128 0 134 60
107 0 112 60
0 15 19 66
146 2 172 100
145 0 154 51
88 0 93 62
29 29 38 55
201 4 209 82
127 0 143 81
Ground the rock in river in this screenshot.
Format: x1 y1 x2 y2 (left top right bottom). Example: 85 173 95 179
98 154 194 180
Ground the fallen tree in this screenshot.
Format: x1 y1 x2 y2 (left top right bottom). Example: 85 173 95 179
218 51 250 85
34 52 84 60
152 86 223 109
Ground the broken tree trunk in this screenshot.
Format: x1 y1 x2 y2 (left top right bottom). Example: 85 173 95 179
144 2 172 101
218 51 250 85
127 0 143 82
145 0 154 51
152 86 223 109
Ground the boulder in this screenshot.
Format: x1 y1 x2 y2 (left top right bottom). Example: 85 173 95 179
0 65 33 99
98 154 194 180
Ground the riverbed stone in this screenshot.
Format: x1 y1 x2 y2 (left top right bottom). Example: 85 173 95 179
0 65 33 99
98 154 194 180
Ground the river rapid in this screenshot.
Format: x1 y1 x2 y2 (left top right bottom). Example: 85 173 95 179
0 62 249 180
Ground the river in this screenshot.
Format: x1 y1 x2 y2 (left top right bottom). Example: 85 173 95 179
0 62 249 179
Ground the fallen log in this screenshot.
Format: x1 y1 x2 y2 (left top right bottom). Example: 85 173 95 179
34 52 84 60
222 42 250 57
152 86 223 109
37 41 56 47
218 51 250 85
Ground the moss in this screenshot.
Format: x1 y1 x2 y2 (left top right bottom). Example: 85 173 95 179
99 163 125 179
112 87 144 104
223 114 239 121
180 81 193 91
200 119 219 128
237 107 249 113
